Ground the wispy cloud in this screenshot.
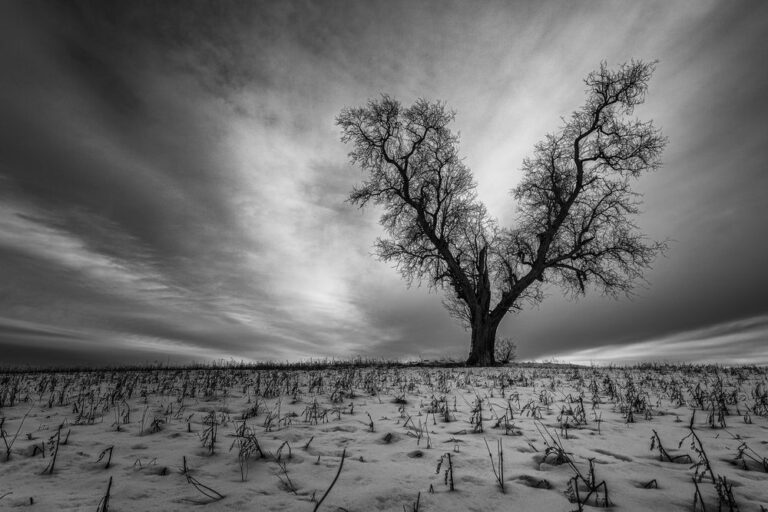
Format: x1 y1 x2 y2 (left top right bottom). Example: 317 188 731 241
1 1 767 365
0 200 177 302
552 315 768 365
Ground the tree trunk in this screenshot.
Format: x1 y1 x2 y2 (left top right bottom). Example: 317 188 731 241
465 315 499 366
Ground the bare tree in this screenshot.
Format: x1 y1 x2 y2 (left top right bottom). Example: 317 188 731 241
494 337 517 364
337 60 667 365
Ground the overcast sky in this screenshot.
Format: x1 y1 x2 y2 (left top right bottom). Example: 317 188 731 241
1 1 767 367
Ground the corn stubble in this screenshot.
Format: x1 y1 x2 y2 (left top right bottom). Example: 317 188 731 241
0 361 765 510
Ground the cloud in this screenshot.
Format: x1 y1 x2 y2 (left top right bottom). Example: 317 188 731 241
0 200 176 302
0 316 249 367
552 315 768 365
0 1 767 366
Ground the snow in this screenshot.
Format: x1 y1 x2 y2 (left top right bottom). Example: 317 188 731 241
0 365 766 511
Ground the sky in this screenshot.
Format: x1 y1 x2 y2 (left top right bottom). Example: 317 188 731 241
1 0 767 367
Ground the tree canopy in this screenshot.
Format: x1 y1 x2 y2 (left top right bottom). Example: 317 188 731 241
338 60 667 365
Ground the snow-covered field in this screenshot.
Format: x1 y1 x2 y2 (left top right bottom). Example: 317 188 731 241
1 364 766 511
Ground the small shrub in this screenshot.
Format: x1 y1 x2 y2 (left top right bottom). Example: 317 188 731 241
494 338 517 365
